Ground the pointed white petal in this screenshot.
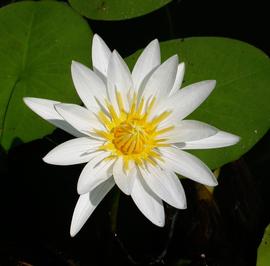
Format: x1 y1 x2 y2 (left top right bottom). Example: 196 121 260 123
55 103 104 135
159 120 217 143
140 165 186 209
181 131 240 149
132 39 160 91
23 97 83 137
43 137 103 165
171 80 216 119
157 80 216 126
113 157 136 195
136 67 157 105
107 50 132 112
142 55 178 101
77 152 115 194
160 147 218 186
131 174 165 227
92 34 111 79
70 177 115 237
71 61 106 111
170 63 185 96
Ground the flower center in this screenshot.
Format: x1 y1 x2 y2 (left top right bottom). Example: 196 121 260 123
113 120 148 155
94 93 174 169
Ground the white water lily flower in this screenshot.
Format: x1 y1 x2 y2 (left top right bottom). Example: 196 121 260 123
23 34 240 237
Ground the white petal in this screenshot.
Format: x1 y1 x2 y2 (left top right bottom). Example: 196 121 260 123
142 55 178 101
132 39 160 91
160 147 217 186
43 137 103 165
181 131 240 149
70 177 115 237
158 80 216 125
169 63 185 96
92 34 111 79
131 174 165 227
113 157 136 195
55 103 104 135
107 50 132 112
140 165 186 209
23 97 83 137
77 152 115 194
71 61 106 111
159 120 217 143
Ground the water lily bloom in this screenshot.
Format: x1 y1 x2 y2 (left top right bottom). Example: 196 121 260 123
24 35 239 237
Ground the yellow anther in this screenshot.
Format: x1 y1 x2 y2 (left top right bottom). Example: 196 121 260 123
123 157 129 171
149 111 171 127
148 97 156 113
95 130 113 140
154 126 174 136
137 97 145 115
98 111 112 130
116 91 125 112
106 100 119 123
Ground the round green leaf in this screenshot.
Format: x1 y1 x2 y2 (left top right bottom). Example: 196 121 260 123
257 223 270 266
126 37 270 169
68 0 172 21
0 1 92 151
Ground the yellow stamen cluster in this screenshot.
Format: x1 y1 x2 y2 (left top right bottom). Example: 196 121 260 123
113 121 148 155
95 92 173 169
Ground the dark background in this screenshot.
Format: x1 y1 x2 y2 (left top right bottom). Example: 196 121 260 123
0 0 269 265
89 0 270 57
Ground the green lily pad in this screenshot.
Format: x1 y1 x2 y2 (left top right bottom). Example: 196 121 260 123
126 37 270 169
0 1 92 151
68 0 172 21
257 223 270 266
